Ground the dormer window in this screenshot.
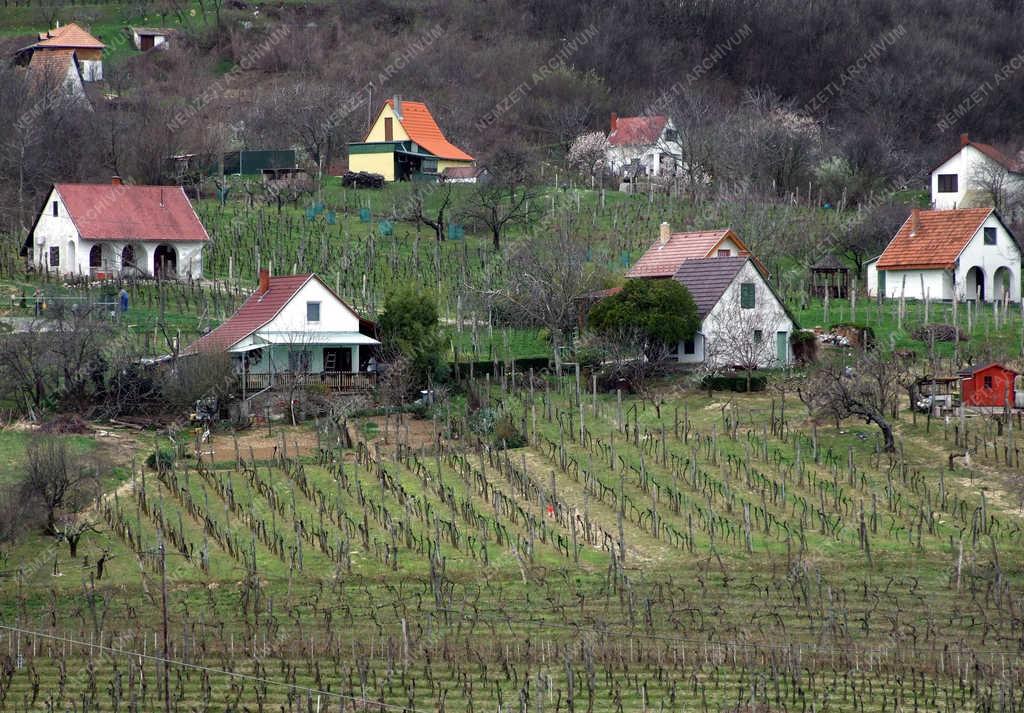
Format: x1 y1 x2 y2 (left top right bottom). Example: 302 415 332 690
306 301 320 322
937 174 958 193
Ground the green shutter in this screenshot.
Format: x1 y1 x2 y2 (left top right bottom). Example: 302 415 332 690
740 282 755 308
877 270 886 297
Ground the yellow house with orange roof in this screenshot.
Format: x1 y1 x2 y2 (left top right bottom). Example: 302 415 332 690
347 97 474 182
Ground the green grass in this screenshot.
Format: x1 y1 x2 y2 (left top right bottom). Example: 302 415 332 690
794 295 1024 360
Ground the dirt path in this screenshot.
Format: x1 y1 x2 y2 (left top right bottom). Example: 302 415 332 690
518 449 673 564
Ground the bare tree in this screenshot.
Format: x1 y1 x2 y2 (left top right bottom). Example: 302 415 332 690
577 327 673 396
972 157 1024 221
403 181 456 242
483 221 604 359
20 435 101 541
798 351 906 452
462 147 539 249
701 276 789 391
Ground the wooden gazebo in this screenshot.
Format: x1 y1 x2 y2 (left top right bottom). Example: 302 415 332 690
809 254 850 299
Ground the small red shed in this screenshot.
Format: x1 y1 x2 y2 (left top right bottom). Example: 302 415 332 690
959 363 1019 408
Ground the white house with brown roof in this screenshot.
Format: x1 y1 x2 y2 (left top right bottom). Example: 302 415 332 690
866 207 1020 303
29 179 209 279
185 271 380 392
605 113 682 178
671 256 796 368
931 133 1024 212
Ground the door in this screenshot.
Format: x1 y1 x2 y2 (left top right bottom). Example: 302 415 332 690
384 117 393 141
776 331 788 364
877 270 886 297
140 34 154 50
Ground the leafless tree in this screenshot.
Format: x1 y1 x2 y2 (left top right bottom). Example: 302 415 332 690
20 435 101 540
798 351 907 452
577 327 673 397
403 181 456 242
972 158 1024 222
462 147 539 249
701 277 789 391
483 220 604 359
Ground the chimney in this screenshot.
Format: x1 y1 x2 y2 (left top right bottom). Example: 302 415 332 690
258 268 270 295
960 132 970 147
911 208 921 237
392 95 401 118
610 112 618 133
111 175 122 186
659 221 671 245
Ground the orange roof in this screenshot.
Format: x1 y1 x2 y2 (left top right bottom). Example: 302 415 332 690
34 23 105 49
380 99 473 162
626 229 751 278
876 208 993 270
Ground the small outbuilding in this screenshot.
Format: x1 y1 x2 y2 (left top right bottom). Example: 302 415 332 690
809 254 850 298
959 363 1019 408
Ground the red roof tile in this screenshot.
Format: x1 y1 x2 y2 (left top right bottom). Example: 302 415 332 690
876 208 993 270
35 23 105 49
384 99 473 161
626 229 750 278
186 275 314 353
54 184 209 242
608 116 667 146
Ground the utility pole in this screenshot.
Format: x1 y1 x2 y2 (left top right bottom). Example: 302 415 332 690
159 534 170 713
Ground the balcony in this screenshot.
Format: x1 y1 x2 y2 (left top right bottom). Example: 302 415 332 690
241 371 376 394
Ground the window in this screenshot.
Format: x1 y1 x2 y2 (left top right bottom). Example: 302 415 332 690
664 129 678 142
984 375 993 390
422 158 438 174
49 246 59 267
306 301 320 322
984 227 997 245
717 249 731 257
683 338 696 355
52 201 58 217
740 282 755 309
753 329 763 343
384 117 393 142
288 350 310 373
937 174 958 193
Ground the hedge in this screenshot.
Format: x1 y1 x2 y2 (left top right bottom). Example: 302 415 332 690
701 373 768 392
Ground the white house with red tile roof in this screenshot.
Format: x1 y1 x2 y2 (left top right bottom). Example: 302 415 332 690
626 222 761 279
605 113 682 178
865 207 1020 303
931 133 1024 213
185 271 380 391
29 178 209 279
25 48 85 98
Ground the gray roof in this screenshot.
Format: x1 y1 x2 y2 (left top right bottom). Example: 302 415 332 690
671 256 748 319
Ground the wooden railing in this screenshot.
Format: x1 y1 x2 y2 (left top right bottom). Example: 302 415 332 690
241 372 375 393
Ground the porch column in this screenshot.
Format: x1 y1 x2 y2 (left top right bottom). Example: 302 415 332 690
352 345 360 372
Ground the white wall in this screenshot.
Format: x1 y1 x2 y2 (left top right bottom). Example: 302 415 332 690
260 278 360 335
931 150 967 210
866 260 878 297
79 58 102 81
875 268 953 301
954 215 1021 302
